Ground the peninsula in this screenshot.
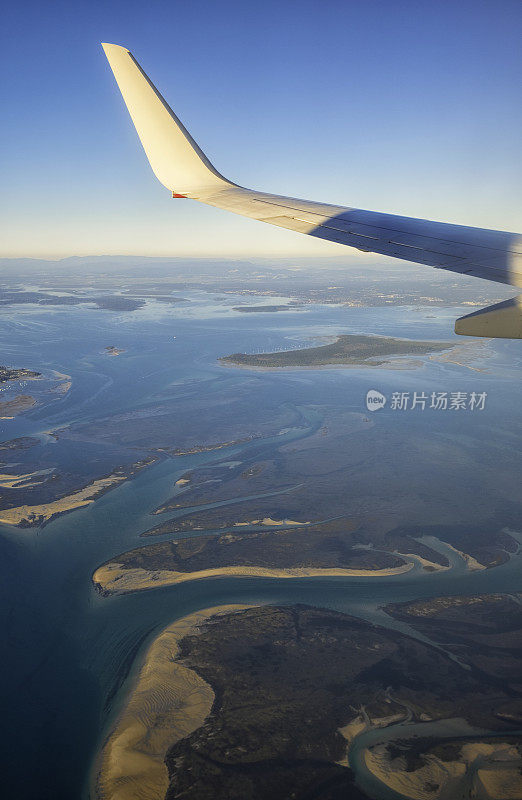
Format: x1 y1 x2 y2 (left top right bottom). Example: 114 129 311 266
95 604 522 800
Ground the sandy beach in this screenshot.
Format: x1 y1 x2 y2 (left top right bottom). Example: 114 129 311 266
94 604 253 800
362 738 522 800
0 474 126 526
93 560 414 596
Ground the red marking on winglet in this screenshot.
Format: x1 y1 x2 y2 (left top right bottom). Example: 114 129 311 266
172 192 187 198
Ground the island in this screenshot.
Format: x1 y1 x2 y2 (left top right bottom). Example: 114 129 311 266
220 333 455 369
0 394 37 418
93 519 410 596
0 365 41 382
232 305 293 313
0 291 145 311
104 345 126 356
94 603 522 800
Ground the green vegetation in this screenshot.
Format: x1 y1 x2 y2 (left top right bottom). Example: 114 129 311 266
220 334 453 368
102 519 402 576
232 305 292 313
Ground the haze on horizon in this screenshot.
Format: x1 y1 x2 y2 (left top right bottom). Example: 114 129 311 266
2 0 522 259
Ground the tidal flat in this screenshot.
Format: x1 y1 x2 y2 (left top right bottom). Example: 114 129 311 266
0 277 521 800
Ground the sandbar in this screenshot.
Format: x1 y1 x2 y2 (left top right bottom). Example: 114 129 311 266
93 561 414 596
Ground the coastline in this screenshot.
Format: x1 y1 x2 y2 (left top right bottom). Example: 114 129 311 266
0 474 127 527
93 560 415 596
93 604 254 800
0 457 157 527
218 358 429 372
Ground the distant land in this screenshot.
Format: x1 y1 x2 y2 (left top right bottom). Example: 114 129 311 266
0 255 512 310
220 333 454 369
0 291 145 311
0 365 41 383
0 395 37 419
232 304 293 313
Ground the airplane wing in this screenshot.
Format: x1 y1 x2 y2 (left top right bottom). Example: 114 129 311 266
102 43 522 337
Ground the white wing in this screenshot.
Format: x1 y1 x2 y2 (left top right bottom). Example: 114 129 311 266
102 44 522 337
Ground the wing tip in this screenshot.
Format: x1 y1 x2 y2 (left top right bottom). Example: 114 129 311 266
101 42 131 57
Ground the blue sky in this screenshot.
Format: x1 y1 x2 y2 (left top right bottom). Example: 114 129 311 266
2 0 522 258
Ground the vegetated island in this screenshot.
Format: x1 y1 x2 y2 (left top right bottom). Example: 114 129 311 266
0 365 41 382
232 305 293 313
0 291 145 311
95 603 522 800
219 333 455 369
93 519 411 596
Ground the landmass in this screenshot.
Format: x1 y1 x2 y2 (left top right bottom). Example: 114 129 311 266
362 736 522 800
157 436 259 457
0 456 156 527
93 519 410 596
96 604 522 799
0 365 41 382
144 426 522 571
385 593 522 687
220 334 455 369
0 291 145 311
94 605 247 800
0 394 37 418
0 436 39 451
232 305 293 313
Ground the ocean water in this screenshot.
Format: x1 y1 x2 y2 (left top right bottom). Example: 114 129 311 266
0 292 521 799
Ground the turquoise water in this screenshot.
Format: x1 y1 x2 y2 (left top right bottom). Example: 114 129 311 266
0 292 521 799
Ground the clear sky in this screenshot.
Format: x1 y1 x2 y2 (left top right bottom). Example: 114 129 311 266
2 0 521 258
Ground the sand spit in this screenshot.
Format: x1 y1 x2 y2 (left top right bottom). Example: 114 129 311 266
0 468 54 489
364 743 466 799
430 338 492 373
443 542 486 571
93 561 414 596
50 370 73 394
0 474 126 526
401 552 450 572
363 738 522 800
232 517 308 527
94 604 253 800
337 716 367 767
338 710 406 768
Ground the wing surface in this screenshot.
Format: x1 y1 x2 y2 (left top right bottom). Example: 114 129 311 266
102 43 522 336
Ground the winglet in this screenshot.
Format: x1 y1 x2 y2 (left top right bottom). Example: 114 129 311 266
101 43 232 197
